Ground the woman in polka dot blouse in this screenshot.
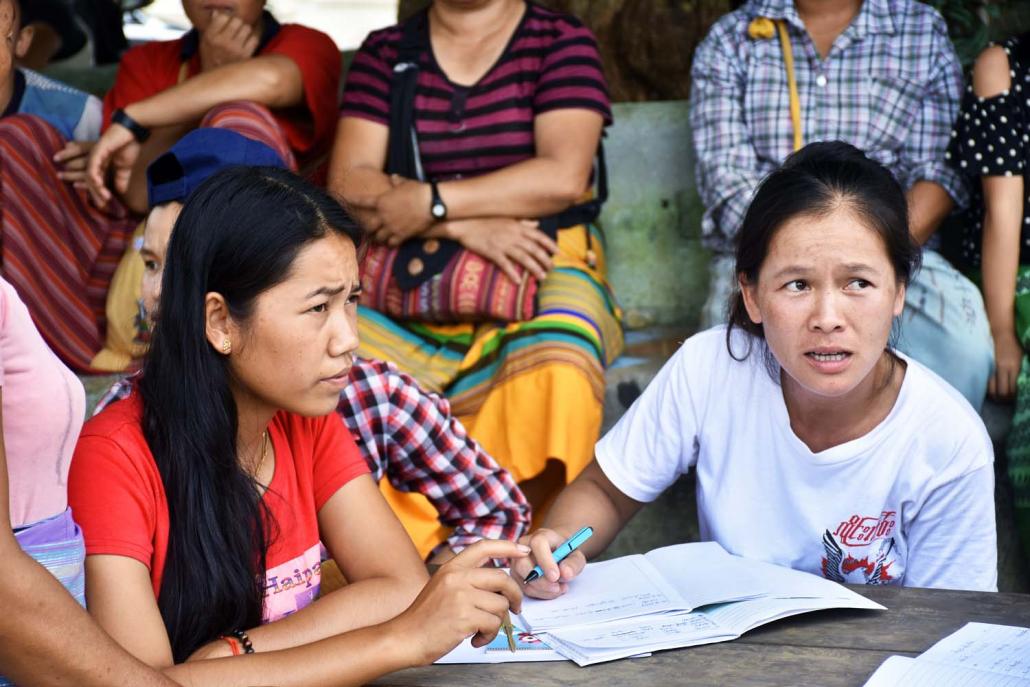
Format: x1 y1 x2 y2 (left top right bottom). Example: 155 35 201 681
947 34 1030 565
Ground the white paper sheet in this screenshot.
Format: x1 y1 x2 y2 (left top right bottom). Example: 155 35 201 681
863 624 1030 687
921 623 1030 678
863 655 1030 687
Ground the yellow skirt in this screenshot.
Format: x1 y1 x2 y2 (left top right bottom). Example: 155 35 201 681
359 226 623 557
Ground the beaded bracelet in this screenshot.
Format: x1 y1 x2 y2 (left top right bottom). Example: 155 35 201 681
230 629 255 654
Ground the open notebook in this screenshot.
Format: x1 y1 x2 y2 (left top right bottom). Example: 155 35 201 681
517 541 885 666
863 623 1030 686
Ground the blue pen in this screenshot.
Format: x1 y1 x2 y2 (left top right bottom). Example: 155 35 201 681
523 526 593 584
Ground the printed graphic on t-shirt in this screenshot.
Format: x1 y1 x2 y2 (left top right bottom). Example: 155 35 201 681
820 511 900 585
263 543 322 623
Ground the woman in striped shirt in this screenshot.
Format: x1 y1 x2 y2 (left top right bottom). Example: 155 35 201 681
330 0 622 550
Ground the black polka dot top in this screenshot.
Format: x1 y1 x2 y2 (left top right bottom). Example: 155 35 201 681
947 34 1030 270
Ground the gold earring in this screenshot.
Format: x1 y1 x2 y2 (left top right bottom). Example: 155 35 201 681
221 338 231 355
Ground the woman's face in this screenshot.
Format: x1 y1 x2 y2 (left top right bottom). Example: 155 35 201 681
223 232 361 418
182 0 265 34
740 205 906 403
140 202 182 326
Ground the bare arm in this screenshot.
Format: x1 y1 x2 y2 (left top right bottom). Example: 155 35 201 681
212 475 428 654
972 45 1025 399
328 118 562 280
123 55 304 130
0 394 176 687
86 55 303 213
435 109 604 219
326 117 391 230
89 540 528 686
329 109 603 240
908 180 955 246
88 475 427 664
511 459 644 599
897 14 967 245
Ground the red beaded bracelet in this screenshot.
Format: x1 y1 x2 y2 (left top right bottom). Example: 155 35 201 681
230 629 255 654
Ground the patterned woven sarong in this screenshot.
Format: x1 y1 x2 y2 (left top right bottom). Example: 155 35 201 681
0 114 136 372
359 225 623 554
0 102 294 373
0 508 86 687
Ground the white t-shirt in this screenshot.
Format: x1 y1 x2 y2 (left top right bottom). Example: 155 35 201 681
596 326 997 592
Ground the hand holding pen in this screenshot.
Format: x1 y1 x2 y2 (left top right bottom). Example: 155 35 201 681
513 526 593 600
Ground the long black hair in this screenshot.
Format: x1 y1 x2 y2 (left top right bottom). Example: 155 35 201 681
138 166 362 662
726 141 921 360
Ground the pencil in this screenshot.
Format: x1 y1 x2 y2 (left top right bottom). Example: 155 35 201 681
502 611 517 653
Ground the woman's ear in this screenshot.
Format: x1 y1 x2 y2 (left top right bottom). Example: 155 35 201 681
739 273 763 325
893 281 906 318
13 24 32 59
204 292 234 355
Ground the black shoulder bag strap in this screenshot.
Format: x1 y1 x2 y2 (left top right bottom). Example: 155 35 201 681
386 10 426 182
385 10 608 290
386 9 464 290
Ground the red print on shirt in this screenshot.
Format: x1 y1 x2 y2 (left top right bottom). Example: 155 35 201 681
821 511 899 585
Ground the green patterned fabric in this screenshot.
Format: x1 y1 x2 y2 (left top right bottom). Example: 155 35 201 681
1004 266 1030 560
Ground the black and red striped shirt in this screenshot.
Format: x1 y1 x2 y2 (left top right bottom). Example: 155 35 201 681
340 2 611 181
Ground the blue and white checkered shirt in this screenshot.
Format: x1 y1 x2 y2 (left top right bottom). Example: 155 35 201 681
690 0 967 254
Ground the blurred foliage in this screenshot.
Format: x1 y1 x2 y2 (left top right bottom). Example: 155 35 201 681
925 0 999 67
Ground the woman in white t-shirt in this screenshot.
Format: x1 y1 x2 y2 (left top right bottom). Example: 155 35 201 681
516 141 998 594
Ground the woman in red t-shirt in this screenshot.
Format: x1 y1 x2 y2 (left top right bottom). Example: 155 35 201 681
69 166 527 683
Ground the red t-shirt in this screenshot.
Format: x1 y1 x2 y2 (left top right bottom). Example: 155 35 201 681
68 394 369 622
102 23 341 166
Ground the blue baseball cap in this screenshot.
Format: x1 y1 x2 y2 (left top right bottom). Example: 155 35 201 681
146 128 287 208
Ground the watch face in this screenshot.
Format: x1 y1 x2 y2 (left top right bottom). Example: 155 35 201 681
431 202 446 219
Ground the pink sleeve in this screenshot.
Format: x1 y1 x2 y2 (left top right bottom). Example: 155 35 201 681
0 284 8 382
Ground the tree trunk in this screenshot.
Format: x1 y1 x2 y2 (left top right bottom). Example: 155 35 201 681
396 0 731 102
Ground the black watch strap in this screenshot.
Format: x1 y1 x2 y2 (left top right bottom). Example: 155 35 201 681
111 108 150 143
430 181 447 220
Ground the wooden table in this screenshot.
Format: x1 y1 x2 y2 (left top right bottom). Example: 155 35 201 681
372 585 1030 686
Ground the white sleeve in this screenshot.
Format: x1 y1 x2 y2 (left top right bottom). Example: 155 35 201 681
904 454 997 592
73 95 103 141
595 342 701 503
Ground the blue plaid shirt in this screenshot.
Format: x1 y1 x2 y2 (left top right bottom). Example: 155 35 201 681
690 0 967 254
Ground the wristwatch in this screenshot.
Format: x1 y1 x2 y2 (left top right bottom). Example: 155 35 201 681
430 181 447 220
111 108 151 143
